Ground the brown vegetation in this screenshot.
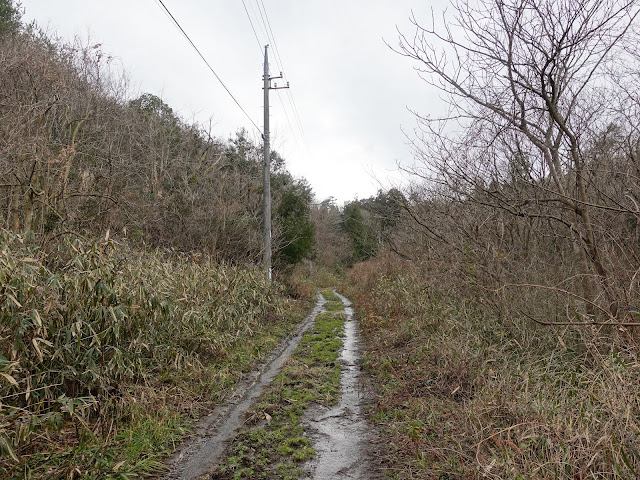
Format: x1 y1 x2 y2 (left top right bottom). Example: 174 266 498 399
348 255 640 478
0 23 310 265
0 6 316 478
342 0 640 477
0 229 306 478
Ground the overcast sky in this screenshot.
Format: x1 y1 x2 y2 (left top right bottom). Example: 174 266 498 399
20 0 445 204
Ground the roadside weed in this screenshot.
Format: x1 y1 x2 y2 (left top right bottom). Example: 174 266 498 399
320 290 341 302
347 258 640 478
0 230 304 479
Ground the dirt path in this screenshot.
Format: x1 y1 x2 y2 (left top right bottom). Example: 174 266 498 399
301 291 376 479
164 293 327 480
164 290 376 480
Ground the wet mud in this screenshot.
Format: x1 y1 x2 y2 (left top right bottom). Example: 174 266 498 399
164 293 327 480
301 291 378 480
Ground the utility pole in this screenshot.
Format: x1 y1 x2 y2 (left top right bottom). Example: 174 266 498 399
262 44 288 281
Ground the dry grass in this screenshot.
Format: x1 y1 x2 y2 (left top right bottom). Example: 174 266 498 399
345 256 640 479
284 263 344 301
0 229 306 479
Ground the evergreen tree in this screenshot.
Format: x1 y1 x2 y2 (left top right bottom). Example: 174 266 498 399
0 0 20 36
275 180 315 268
342 201 378 263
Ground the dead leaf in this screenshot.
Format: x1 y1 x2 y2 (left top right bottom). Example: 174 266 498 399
7 294 22 308
1 373 18 386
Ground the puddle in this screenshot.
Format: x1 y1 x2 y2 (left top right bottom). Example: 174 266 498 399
164 293 327 480
302 291 376 479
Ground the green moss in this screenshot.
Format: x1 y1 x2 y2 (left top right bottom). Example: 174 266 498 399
320 289 341 302
324 301 345 311
214 306 346 479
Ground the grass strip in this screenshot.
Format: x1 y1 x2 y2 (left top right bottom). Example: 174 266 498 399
213 311 346 480
323 301 345 311
320 289 341 302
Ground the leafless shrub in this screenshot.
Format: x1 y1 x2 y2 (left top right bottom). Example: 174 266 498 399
388 0 640 328
0 28 299 266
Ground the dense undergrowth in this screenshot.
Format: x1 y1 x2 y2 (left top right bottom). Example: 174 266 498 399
213 293 345 480
0 229 307 479
346 256 640 479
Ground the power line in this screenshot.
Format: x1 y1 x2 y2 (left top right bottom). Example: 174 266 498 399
255 1 312 155
258 0 285 73
276 89 299 148
154 0 262 134
248 0 270 45
254 0 272 48
286 88 312 155
241 0 263 55
240 2 299 151
241 0 311 155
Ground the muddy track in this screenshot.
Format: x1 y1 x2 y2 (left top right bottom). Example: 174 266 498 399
301 291 377 479
164 293 327 480
164 290 378 480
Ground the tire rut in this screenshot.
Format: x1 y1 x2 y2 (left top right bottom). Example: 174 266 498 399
163 292 327 480
301 291 378 479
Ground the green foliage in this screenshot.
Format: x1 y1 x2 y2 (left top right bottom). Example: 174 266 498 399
342 201 378 263
369 188 404 234
128 93 177 120
224 129 262 174
331 189 406 267
223 131 285 174
0 0 20 35
275 180 316 269
341 189 405 265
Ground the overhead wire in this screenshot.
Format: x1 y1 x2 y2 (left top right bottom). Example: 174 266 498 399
241 0 296 148
285 88 311 154
238 0 311 155
241 0 264 55
258 0 285 72
245 0 306 152
253 0 272 49
276 89 299 149
254 0 312 156
247 0 270 46
154 0 262 134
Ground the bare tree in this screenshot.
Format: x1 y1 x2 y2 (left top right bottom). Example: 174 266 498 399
396 0 640 322
0 29 303 266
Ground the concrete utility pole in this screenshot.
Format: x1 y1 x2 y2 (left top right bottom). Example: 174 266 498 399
262 44 288 281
